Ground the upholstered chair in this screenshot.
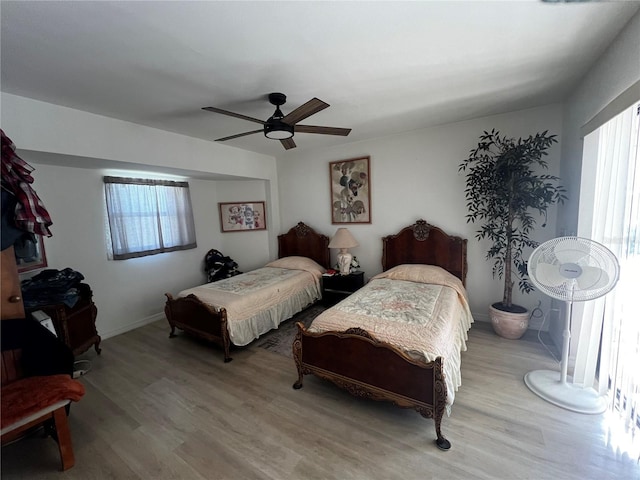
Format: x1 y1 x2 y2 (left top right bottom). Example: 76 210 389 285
1 318 85 471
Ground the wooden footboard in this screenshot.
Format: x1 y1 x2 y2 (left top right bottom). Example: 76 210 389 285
164 293 232 362
292 322 451 450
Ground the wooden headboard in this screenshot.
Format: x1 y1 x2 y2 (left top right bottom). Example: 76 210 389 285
381 219 468 286
277 222 330 269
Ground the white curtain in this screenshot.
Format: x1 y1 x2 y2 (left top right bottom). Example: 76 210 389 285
576 103 639 430
104 177 197 259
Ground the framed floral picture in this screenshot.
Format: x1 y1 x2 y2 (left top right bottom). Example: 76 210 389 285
218 201 267 232
329 156 371 224
14 234 48 273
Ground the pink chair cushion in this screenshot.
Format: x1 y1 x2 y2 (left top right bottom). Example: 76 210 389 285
1 374 85 429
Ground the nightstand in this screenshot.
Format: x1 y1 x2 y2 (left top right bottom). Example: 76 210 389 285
322 271 365 306
27 283 101 357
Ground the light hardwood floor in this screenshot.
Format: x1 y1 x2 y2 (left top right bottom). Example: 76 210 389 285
2 318 639 479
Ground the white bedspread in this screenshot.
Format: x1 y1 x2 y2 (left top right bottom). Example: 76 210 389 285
179 266 321 346
308 264 473 412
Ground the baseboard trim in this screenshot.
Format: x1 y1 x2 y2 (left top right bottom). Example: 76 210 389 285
100 312 165 340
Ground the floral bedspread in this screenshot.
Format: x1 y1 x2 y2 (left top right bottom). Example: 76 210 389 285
179 267 321 345
204 267 303 294
308 267 473 410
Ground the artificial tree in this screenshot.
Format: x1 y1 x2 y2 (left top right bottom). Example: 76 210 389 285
459 129 567 313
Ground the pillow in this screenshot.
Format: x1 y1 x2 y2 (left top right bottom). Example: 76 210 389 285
265 256 326 275
375 264 464 291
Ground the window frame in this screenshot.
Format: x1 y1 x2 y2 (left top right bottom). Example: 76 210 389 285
104 176 197 260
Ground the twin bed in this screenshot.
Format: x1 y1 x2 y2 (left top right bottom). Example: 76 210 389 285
165 219 472 449
164 222 329 362
293 219 471 450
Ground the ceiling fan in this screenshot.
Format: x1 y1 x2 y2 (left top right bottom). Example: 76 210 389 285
202 93 351 150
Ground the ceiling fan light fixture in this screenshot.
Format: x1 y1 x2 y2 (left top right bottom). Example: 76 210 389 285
203 92 349 149
264 118 294 140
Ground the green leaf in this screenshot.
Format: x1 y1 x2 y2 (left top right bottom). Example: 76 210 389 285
461 129 566 299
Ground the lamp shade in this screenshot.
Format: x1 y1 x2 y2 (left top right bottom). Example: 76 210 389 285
328 228 359 249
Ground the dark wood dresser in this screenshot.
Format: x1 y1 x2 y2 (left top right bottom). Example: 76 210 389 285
28 285 101 357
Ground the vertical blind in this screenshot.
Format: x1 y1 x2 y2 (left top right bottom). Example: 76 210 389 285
600 104 640 431
577 103 639 433
104 176 197 259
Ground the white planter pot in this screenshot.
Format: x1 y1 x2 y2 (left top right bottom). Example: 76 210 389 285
489 303 529 339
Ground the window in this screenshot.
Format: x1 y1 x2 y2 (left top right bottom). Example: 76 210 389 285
577 101 639 443
104 176 197 260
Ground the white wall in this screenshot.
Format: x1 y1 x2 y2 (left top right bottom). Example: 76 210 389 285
277 104 565 326
1 94 277 181
215 180 271 272
25 163 227 338
2 93 277 340
22 167 272 341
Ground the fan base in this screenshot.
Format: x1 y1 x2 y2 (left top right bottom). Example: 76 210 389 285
524 369 607 414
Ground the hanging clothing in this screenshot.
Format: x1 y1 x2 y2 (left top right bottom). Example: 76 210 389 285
1 189 24 250
1 129 52 239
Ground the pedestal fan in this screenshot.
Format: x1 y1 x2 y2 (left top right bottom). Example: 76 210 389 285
525 236 620 414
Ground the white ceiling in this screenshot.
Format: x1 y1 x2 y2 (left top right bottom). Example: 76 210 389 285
1 1 639 158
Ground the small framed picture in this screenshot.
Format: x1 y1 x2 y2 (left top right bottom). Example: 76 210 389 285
219 201 267 232
14 234 48 273
329 156 371 224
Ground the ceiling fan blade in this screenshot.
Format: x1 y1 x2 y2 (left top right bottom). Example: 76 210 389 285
215 129 263 142
202 106 265 125
280 138 296 150
281 98 329 125
295 125 352 136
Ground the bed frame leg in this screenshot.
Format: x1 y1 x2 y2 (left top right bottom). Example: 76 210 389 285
169 325 177 338
292 324 304 389
435 435 451 451
292 355 304 388
222 336 232 362
222 331 232 362
434 417 451 451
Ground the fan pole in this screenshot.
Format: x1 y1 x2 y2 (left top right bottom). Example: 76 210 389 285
559 300 572 385
523 298 607 414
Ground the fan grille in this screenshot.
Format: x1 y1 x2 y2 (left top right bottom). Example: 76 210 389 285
528 236 620 302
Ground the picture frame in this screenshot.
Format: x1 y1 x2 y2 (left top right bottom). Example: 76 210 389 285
14 234 48 273
329 156 371 224
218 201 267 232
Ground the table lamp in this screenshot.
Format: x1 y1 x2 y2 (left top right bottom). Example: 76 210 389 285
328 228 359 275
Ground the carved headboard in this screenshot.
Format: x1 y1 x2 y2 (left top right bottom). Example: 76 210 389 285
277 222 330 269
381 219 468 286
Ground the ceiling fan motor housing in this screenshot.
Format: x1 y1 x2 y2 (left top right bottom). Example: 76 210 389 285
264 92 294 139
264 118 294 139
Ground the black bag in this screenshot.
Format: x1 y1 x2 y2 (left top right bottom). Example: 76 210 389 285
204 249 241 282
